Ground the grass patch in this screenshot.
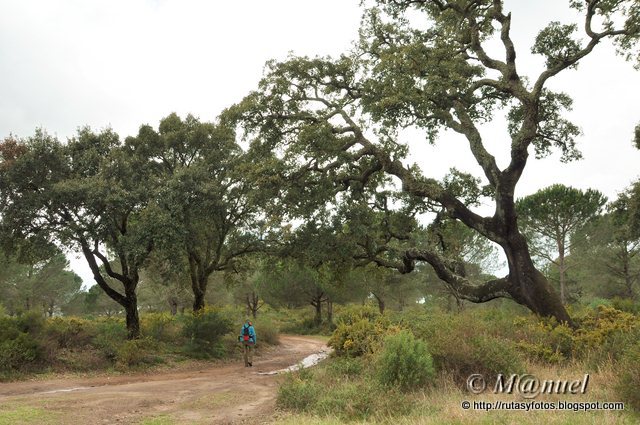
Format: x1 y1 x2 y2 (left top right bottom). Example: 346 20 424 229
137 415 176 425
277 358 412 421
0 405 59 425
272 360 640 424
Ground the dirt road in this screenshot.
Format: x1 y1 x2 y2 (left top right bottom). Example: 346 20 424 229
0 335 327 425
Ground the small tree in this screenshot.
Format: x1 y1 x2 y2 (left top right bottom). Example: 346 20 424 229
32 254 83 317
227 257 268 319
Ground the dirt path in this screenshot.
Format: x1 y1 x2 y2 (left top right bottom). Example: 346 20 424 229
0 335 328 425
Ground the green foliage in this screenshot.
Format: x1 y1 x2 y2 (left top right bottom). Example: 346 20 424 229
46 317 95 348
0 315 43 372
15 311 45 335
611 297 640 314
573 305 640 364
334 304 380 325
281 317 335 336
408 309 525 385
328 304 385 356
91 318 127 360
131 113 266 311
585 297 614 309
517 184 607 241
513 316 574 364
510 305 640 365
273 306 335 335
277 360 412 421
277 370 322 412
313 381 376 418
181 308 233 358
569 187 640 302
140 313 180 343
615 341 640 411
375 330 435 392
253 318 280 346
228 0 640 324
327 357 363 378
517 185 606 258
0 332 41 372
115 338 160 369
328 315 401 357
532 22 581 69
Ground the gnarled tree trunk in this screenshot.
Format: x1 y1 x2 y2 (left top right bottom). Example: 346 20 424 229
80 241 143 339
501 235 572 324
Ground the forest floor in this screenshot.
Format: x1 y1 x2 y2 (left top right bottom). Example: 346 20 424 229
0 335 328 425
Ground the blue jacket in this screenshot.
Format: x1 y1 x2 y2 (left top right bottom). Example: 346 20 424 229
240 323 256 344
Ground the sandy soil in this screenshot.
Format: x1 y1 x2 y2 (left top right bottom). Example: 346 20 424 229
0 335 327 425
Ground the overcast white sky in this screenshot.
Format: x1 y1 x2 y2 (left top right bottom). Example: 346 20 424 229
1 0 638 285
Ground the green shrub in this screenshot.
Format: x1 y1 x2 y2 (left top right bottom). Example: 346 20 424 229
115 338 159 369
573 305 640 364
328 316 401 357
335 304 380 326
615 341 640 411
47 317 95 348
513 317 574 364
277 362 412 421
181 308 233 359
253 318 280 346
585 298 614 310
16 311 45 335
611 297 640 314
317 380 412 421
413 311 524 386
470 335 524 377
327 356 363 378
375 330 435 392
0 316 19 341
277 369 321 412
0 332 41 371
281 317 334 335
140 313 180 343
314 380 375 418
91 318 127 360
0 315 45 372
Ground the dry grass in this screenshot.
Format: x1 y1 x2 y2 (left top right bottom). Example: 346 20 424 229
271 363 638 424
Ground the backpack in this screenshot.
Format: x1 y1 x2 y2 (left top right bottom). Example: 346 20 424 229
242 325 250 341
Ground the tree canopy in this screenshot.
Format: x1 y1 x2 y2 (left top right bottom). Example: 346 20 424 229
228 0 640 324
0 129 161 338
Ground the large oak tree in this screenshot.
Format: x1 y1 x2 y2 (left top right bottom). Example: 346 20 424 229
229 0 639 324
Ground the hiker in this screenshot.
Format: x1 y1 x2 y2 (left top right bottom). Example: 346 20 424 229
239 319 256 367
